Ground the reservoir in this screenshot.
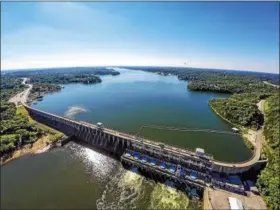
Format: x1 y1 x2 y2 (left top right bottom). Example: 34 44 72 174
1 68 252 209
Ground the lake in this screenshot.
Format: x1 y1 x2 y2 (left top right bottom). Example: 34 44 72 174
1 68 251 209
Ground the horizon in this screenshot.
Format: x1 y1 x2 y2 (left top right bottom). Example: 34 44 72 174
2 65 279 75
2 2 279 73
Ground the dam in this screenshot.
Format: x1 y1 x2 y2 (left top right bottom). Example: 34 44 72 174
23 103 263 194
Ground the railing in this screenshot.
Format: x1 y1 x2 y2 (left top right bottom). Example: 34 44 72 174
213 132 259 166
213 148 257 166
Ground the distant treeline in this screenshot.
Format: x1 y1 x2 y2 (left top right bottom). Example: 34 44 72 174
29 74 102 85
124 66 279 93
2 67 120 77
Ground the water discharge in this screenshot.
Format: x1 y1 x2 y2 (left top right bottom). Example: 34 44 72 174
96 168 147 210
149 182 189 210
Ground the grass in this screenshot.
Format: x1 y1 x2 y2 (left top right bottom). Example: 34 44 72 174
264 100 269 112
16 106 64 143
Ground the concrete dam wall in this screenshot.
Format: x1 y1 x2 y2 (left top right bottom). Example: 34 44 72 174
24 104 260 175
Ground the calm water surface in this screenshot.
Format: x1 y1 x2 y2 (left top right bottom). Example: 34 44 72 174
1 68 251 209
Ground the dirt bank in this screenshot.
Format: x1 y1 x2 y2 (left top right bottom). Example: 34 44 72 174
0 136 50 166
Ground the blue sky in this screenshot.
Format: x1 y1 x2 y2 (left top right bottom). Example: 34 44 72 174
1 2 279 73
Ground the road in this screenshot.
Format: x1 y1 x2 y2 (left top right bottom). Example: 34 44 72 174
263 81 279 88
8 78 33 106
257 99 265 115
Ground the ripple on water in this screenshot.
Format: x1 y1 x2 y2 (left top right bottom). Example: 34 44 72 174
64 143 194 210
66 143 118 183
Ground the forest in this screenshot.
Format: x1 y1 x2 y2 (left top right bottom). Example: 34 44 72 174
3 67 120 77
187 79 275 94
209 97 264 129
0 102 43 157
230 92 272 104
29 83 62 101
125 66 278 93
29 73 102 85
1 77 42 158
257 93 280 210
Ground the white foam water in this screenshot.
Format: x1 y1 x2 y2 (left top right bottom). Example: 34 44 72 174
96 168 148 210
149 182 189 209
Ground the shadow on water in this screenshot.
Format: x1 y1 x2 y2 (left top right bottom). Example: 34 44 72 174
70 139 121 161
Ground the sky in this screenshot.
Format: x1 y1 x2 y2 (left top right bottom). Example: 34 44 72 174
1 2 279 73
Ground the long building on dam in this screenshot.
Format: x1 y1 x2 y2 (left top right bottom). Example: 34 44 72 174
23 104 265 195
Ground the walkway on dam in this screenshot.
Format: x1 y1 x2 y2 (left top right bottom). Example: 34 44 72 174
80 119 263 169
24 103 263 171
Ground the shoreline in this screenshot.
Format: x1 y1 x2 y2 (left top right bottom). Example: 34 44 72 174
0 136 51 166
28 89 61 105
209 102 255 152
1 104 65 166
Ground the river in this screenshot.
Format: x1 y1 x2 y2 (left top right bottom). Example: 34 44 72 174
1 68 251 209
